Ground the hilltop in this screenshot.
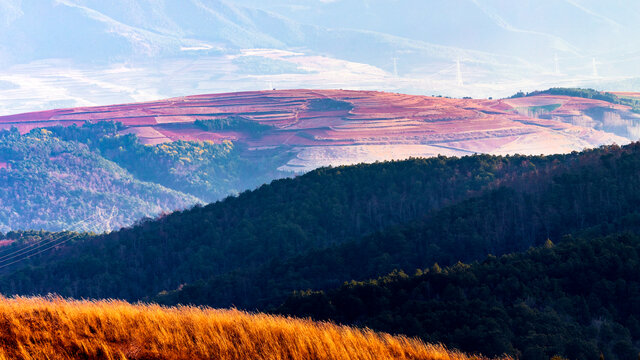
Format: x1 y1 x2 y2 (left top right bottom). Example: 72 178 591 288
0 89 630 171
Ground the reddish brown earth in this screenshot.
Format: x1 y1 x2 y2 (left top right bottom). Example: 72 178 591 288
0 239 14 247
0 90 631 171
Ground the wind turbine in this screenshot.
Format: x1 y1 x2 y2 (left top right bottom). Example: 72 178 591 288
392 57 398 77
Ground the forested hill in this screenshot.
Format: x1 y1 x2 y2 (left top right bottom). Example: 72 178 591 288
0 127 199 232
0 122 286 232
155 141 640 310
278 233 640 360
3 143 640 359
0 153 540 300
1 142 640 306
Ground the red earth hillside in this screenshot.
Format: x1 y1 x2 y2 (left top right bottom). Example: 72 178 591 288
0 89 631 172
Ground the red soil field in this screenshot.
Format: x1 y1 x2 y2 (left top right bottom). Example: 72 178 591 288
0 90 630 170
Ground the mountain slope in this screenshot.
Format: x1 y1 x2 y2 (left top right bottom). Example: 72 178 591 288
154 142 640 309
3 143 640 359
277 233 640 360
4 142 640 306
0 127 198 233
0 154 530 300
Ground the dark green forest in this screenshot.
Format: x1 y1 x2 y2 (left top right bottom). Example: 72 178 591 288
278 233 640 360
0 152 531 299
2 141 640 359
154 142 640 312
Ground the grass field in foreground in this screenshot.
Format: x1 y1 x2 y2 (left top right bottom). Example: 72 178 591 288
0 296 507 360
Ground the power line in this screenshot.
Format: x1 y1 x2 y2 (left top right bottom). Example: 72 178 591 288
0 213 97 262
0 214 99 266
0 232 73 266
0 232 88 271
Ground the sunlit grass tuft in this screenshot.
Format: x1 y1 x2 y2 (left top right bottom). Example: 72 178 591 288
0 295 508 360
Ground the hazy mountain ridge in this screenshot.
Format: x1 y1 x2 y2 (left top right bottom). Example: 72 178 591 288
3 1 640 114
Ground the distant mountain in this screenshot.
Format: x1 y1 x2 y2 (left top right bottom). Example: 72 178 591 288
2 1 640 114
0 89 635 231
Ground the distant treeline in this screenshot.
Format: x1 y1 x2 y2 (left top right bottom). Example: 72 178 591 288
510 87 640 112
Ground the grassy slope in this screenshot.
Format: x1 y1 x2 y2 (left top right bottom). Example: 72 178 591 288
0 296 503 360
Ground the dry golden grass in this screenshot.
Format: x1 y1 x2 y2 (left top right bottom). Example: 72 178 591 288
0 296 508 360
